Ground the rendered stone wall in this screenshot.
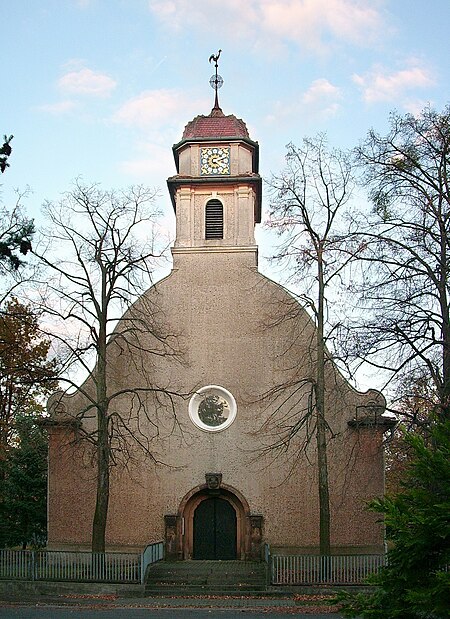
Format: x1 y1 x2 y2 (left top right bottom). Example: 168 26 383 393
47 250 386 554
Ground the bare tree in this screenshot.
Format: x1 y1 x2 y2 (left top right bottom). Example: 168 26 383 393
266 135 356 555
351 105 450 422
34 181 183 552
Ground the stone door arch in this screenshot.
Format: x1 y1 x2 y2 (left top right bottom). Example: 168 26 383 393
164 482 262 560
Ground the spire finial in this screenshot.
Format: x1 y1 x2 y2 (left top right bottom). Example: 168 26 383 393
209 50 223 111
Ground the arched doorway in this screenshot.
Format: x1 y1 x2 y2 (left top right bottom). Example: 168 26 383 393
174 483 254 560
193 496 237 560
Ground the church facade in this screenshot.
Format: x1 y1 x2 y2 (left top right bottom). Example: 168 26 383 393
46 99 392 559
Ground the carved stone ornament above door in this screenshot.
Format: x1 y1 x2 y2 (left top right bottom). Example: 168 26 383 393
205 472 222 490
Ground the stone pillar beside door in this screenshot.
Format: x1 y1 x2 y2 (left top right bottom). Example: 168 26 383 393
164 514 179 560
249 515 263 560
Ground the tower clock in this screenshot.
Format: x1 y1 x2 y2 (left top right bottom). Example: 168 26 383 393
200 146 230 176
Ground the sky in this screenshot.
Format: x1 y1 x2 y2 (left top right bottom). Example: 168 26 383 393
3 1 449 253
2 0 449 277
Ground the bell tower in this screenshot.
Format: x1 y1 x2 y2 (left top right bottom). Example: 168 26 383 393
167 53 262 268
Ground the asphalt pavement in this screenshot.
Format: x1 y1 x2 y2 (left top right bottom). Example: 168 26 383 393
0 590 348 617
0 609 347 619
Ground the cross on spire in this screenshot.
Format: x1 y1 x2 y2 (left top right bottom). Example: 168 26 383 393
209 50 223 111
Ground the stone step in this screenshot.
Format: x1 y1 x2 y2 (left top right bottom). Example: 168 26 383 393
147 577 265 585
145 584 266 595
145 589 267 597
146 571 266 581
145 560 267 595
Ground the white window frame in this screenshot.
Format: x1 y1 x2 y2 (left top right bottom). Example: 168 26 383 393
188 385 237 432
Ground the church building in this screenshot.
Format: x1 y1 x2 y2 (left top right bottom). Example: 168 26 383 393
46 68 392 560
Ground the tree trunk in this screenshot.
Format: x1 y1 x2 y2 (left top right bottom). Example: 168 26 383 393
316 251 331 555
316 411 331 555
91 410 109 553
439 275 450 421
440 308 450 421
91 285 109 554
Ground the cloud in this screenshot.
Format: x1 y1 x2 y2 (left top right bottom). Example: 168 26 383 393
112 89 208 130
266 78 342 124
260 0 383 51
148 0 386 53
402 98 434 117
38 100 78 115
58 68 117 97
113 90 184 128
353 63 435 104
148 0 259 37
119 143 174 179
302 78 342 109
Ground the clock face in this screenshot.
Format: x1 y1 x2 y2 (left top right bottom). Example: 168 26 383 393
200 146 230 176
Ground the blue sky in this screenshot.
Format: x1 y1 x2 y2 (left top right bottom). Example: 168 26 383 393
2 0 449 264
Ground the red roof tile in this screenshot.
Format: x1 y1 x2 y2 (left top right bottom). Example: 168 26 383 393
182 107 249 140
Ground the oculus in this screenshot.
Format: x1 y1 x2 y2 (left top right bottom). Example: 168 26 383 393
189 385 237 432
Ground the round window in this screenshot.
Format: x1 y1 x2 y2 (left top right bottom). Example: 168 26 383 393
189 386 237 432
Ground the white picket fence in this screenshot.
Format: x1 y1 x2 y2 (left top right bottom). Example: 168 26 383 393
0 541 163 585
271 553 385 585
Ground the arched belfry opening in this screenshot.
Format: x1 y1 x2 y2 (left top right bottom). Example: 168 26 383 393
164 480 263 560
205 199 223 239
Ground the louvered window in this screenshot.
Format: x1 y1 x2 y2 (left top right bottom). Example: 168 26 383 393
205 199 223 239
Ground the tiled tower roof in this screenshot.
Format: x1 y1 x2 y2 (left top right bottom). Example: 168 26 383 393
182 106 250 140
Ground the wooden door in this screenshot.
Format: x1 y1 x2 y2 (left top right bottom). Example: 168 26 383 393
193 497 237 560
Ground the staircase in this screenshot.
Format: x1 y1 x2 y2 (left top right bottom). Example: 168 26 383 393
145 560 267 596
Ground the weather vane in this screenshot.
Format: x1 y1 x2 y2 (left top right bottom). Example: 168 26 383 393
209 49 223 110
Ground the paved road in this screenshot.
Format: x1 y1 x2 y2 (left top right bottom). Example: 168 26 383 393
0 609 346 618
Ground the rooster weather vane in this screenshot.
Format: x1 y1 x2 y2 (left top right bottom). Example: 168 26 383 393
209 49 223 110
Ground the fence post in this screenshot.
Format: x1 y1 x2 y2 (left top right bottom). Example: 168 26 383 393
29 551 36 581
263 543 271 586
